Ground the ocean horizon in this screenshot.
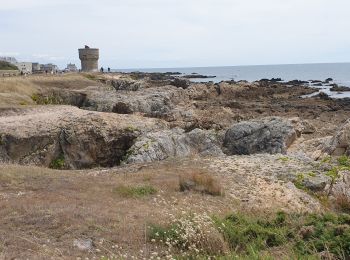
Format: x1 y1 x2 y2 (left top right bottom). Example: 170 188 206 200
114 62 350 98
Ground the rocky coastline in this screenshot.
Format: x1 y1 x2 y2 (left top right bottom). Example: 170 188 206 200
1 72 350 258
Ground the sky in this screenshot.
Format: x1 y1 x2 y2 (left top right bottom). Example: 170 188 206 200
0 0 349 69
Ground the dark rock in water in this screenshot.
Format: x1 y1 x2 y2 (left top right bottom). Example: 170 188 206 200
271 78 282 82
317 92 331 100
311 80 322 83
223 117 297 155
259 78 282 82
171 78 190 89
330 85 350 92
286 80 309 85
182 74 216 79
324 78 333 83
313 83 323 86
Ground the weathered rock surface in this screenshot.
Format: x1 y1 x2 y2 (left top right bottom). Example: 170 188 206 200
0 106 166 169
321 119 350 156
80 85 188 118
223 117 298 155
125 128 224 164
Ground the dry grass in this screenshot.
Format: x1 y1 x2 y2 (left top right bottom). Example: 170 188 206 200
179 171 223 196
0 73 98 107
333 192 350 213
0 160 232 259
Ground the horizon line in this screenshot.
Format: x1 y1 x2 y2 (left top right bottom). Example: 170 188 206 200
113 61 350 71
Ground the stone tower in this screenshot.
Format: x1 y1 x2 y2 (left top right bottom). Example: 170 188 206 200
78 45 99 72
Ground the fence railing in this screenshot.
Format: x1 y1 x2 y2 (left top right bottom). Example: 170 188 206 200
0 70 20 77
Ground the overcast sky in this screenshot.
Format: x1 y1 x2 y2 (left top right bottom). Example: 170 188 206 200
0 0 349 69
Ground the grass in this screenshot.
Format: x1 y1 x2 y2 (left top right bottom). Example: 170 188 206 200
179 171 223 196
0 73 99 107
216 211 350 258
113 185 157 198
149 211 350 259
334 192 350 214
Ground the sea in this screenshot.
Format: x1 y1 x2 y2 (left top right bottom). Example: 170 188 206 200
114 63 350 98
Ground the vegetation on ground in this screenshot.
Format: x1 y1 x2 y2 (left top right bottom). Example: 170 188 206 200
179 171 223 196
113 185 157 198
0 61 18 70
149 211 350 259
49 154 65 169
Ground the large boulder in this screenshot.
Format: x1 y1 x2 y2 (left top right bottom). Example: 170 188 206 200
223 117 297 155
124 128 224 164
0 106 165 169
322 119 350 156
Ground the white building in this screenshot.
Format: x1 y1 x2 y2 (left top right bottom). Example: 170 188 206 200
15 62 32 74
66 63 78 72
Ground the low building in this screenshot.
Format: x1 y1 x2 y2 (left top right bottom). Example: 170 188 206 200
40 63 58 73
66 63 78 72
15 62 32 74
32 62 41 72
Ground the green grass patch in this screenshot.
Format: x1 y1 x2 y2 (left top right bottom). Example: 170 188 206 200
49 155 65 169
113 185 157 198
214 212 350 258
277 156 289 162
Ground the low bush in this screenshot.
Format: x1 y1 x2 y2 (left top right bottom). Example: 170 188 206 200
148 212 227 258
149 211 350 259
179 171 223 196
334 192 350 214
49 155 65 169
215 212 350 259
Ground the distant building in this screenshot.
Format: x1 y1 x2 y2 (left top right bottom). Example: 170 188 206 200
40 63 58 73
0 57 17 64
32 62 41 73
66 63 78 72
15 62 32 74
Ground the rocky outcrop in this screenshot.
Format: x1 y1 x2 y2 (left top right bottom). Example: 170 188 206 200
0 106 165 169
80 85 188 118
124 128 224 164
321 119 350 156
111 79 143 91
223 117 297 155
289 117 316 135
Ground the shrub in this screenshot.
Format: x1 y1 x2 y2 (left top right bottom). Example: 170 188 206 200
113 185 157 198
49 155 65 169
148 212 227 257
215 212 350 259
179 171 223 196
338 155 350 167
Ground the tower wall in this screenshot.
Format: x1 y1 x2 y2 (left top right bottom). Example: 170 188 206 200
78 48 99 72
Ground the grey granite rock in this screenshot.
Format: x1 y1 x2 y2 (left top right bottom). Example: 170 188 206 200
223 117 297 155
